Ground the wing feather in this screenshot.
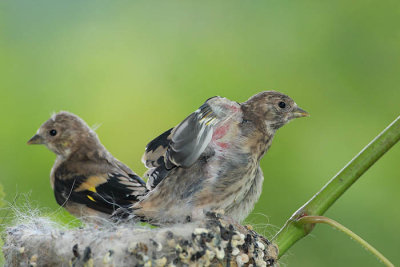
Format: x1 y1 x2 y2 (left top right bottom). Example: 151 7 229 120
54 171 147 215
166 103 216 168
141 128 173 168
142 101 218 190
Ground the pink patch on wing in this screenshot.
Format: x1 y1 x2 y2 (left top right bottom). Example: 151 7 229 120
216 142 230 149
229 105 240 112
213 124 229 140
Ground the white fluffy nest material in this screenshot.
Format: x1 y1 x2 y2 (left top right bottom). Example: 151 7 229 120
2 212 278 267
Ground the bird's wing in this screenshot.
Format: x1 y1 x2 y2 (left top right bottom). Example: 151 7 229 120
54 170 147 215
141 128 173 169
167 102 218 168
142 101 218 190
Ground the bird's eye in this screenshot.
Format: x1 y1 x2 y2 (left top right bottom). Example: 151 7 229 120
49 129 57 136
278 101 286 109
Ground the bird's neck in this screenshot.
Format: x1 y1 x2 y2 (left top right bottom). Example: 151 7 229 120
241 102 276 137
239 118 276 162
255 134 275 162
64 137 108 162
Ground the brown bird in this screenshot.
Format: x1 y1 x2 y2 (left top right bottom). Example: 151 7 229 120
28 111 147 221
123 91 309 225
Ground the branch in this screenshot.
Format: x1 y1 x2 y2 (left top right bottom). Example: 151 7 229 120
273 115 400 257
3 212 278 267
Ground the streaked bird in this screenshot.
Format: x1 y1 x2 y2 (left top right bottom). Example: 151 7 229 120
126 91 309 224
28 111 147 221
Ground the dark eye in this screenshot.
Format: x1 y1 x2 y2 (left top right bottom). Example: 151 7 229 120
278 101 286 109
49 129 57 136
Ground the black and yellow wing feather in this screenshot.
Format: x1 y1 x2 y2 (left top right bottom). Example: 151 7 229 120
54 170 147 215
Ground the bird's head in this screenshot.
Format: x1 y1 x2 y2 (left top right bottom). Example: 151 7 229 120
27 111 98 157
243 91 309 133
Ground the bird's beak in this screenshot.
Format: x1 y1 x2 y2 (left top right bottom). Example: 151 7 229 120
291 106 309 118
27 134 44 145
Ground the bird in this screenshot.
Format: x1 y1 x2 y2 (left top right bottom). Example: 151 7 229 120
27 111 147 221
123 91 309 225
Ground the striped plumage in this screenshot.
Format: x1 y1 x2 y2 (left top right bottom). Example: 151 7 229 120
128 91 308 224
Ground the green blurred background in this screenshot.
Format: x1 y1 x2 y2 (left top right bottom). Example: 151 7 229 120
1 1 400 266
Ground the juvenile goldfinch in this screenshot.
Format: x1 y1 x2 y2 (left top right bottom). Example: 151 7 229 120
128 91 308 224
28 111 147 220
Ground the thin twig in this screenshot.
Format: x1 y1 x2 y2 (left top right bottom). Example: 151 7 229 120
297 216 394 267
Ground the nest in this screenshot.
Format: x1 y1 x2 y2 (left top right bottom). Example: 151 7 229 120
2 212 278 267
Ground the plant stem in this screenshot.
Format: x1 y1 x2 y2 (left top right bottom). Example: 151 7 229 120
297 216 394 267
273 115 400 257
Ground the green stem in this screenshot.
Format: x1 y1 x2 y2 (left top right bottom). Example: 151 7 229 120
297 216 394 267
273 115 400 257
